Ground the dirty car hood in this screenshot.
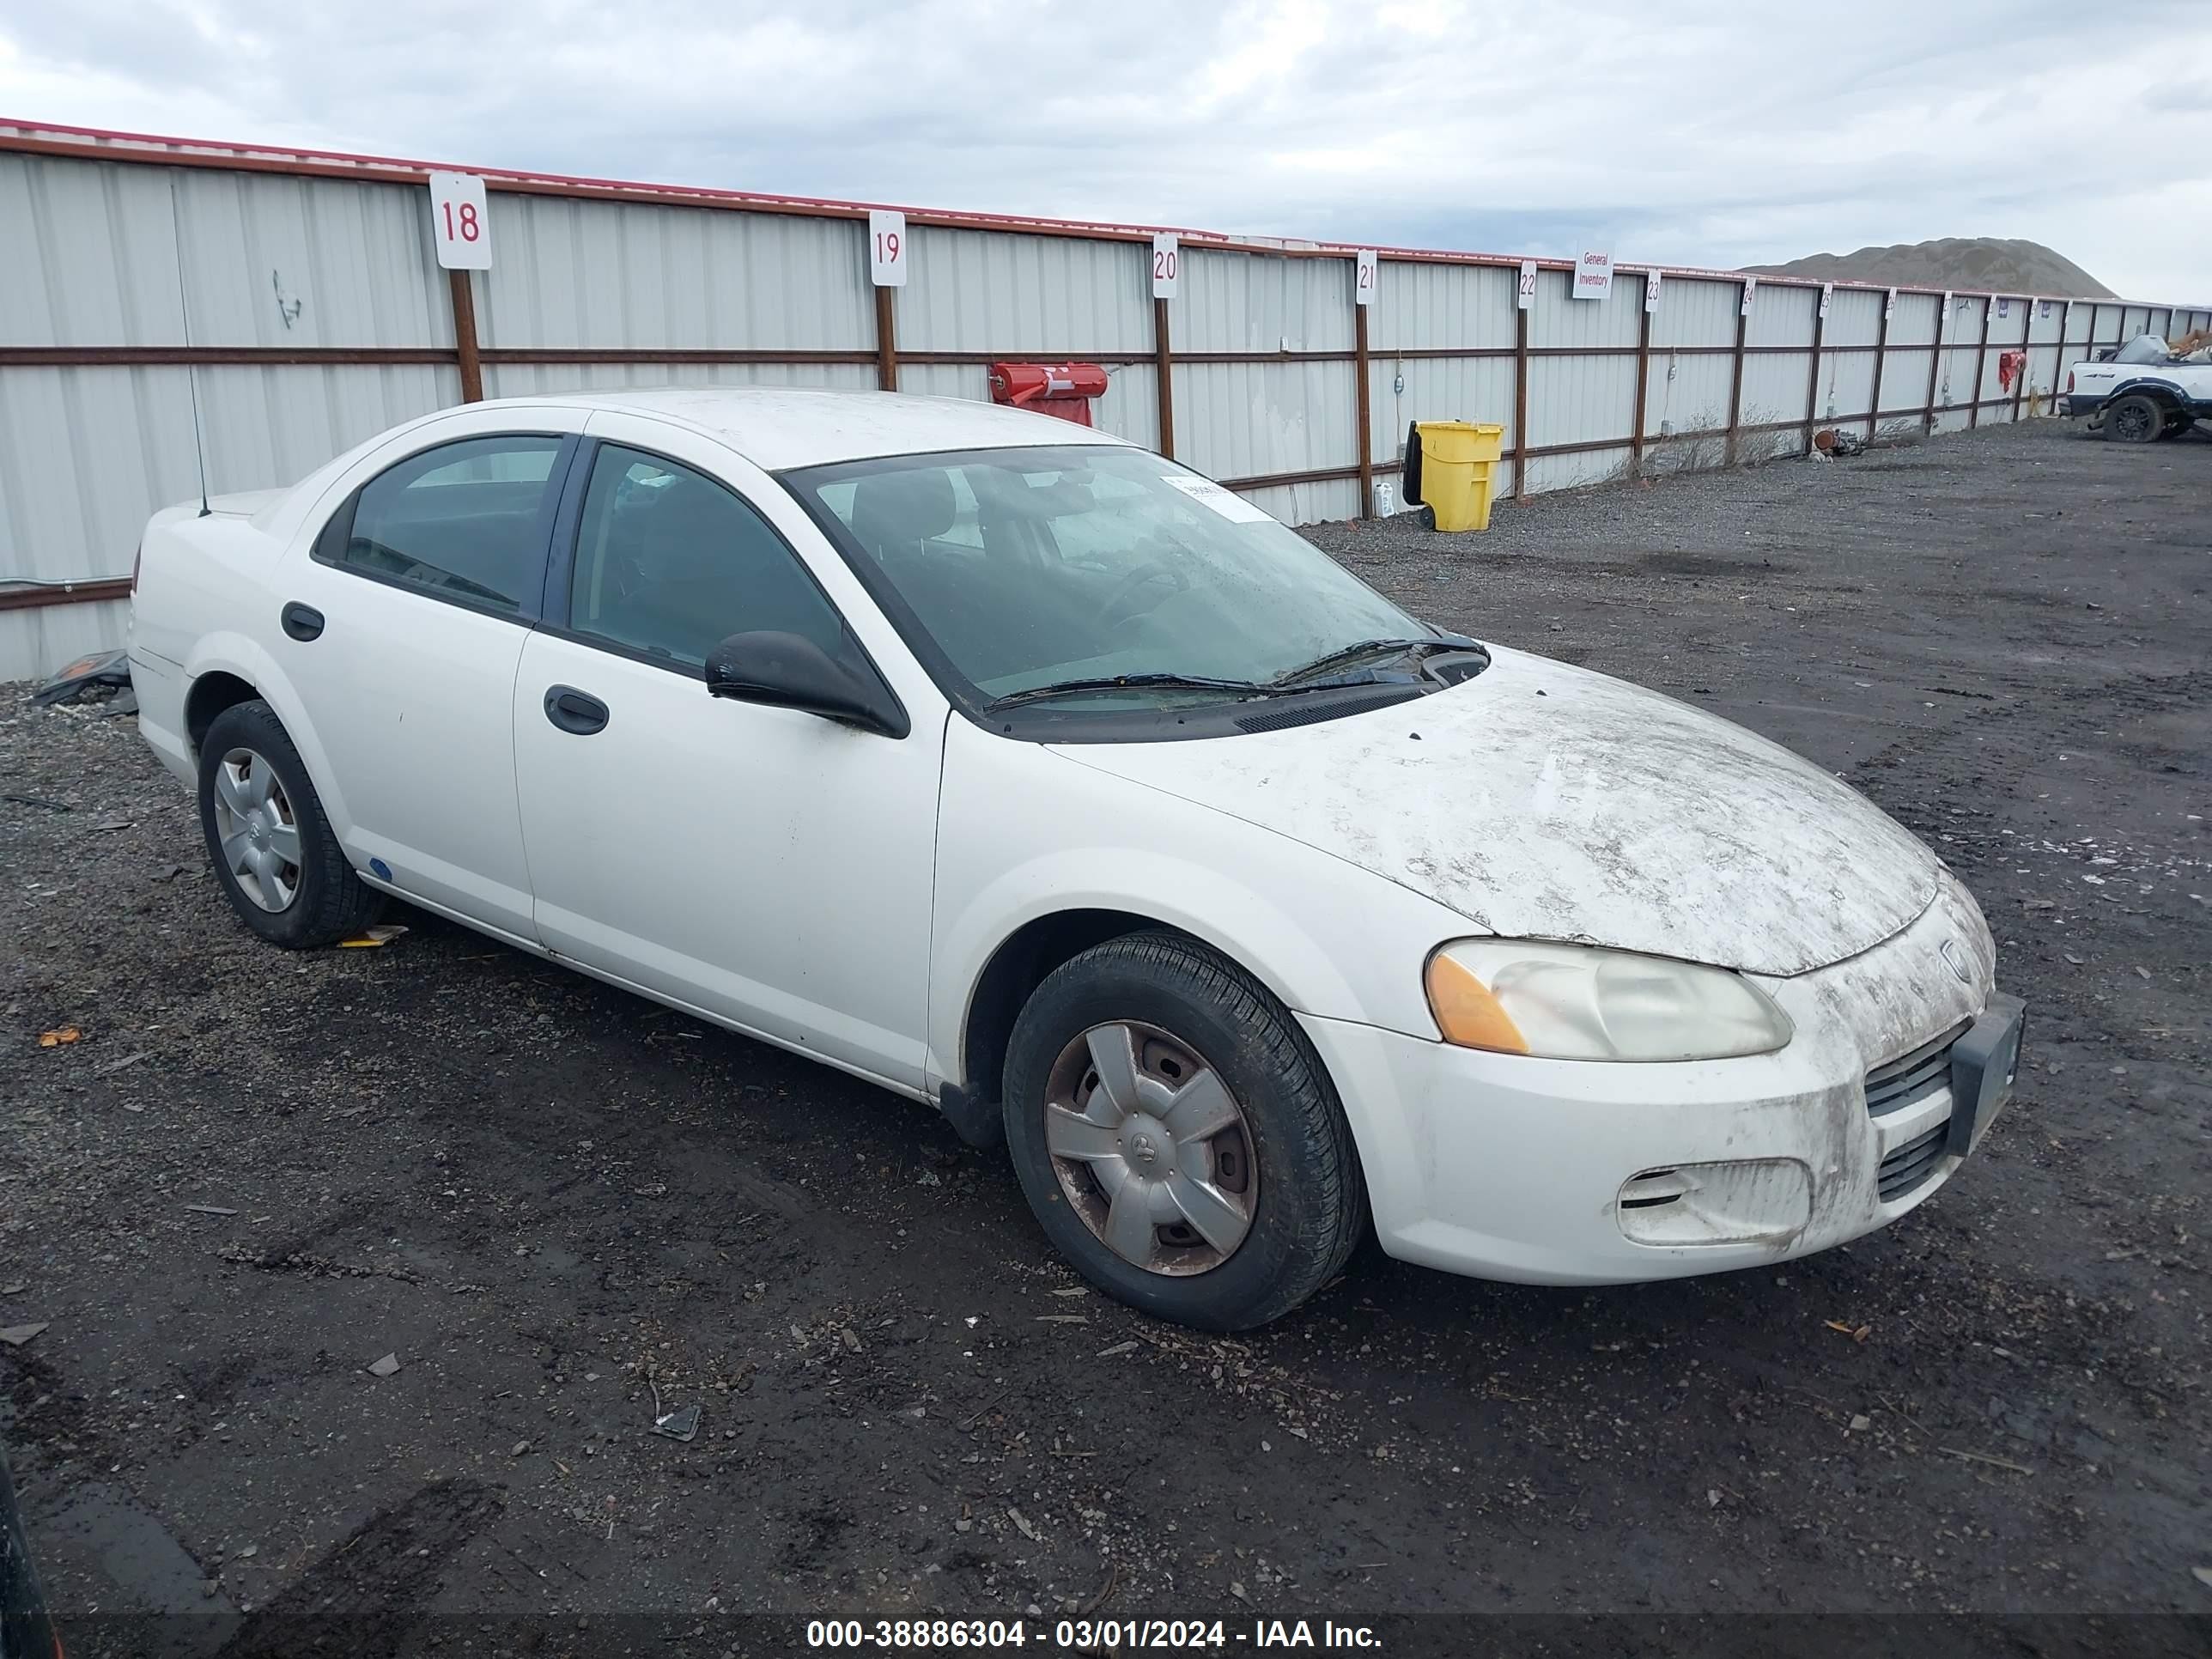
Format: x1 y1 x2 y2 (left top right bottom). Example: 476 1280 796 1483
1054 647 1941 976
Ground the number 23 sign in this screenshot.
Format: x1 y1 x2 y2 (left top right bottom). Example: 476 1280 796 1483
428 173 491 270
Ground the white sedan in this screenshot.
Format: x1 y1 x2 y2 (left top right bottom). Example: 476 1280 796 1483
127 388 2024 1329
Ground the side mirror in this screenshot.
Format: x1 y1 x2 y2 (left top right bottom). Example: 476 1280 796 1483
702 630 909 738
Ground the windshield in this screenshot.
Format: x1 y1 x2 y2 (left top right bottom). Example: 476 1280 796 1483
785 445 1429 708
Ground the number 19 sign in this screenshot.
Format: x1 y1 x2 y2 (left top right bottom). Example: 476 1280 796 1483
428 173 491 270
869 210 908 288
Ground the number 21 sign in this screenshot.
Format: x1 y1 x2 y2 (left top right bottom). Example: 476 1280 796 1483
428 173 491 270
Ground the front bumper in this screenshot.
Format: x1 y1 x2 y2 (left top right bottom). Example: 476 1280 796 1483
1304 874 2022 1285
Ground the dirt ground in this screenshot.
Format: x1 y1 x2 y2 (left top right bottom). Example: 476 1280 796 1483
3 418 2208 1657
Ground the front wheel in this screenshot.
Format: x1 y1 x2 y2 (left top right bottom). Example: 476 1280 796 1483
2104 393 2167 444
1001 933 1367 1330
197 700 382 947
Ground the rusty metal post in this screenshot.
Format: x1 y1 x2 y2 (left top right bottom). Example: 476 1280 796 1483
1630 276 1653 477
1725 282 1749 465
873 284 899 392
1923 294 1946 432
1968 297 1995 428
1512 296 1531 501
1869 292 1892 434
1802 288 1827 453
1352 296 1374 519
447 269 483 403
1152 296 1176 459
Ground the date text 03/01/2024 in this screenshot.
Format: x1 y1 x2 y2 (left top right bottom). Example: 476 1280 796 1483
805 1617 1383 1648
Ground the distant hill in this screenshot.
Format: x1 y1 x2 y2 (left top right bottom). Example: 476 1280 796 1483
1744 237 2114 298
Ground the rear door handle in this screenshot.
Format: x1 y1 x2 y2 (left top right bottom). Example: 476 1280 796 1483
543 685 610 735
281 602 324 642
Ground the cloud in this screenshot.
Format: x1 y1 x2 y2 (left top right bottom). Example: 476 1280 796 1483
2 0 2208 299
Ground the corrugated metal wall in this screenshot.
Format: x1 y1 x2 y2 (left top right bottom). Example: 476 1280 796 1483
5 135 2208 678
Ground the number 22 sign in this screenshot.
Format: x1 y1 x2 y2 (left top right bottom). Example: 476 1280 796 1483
427 173 491 270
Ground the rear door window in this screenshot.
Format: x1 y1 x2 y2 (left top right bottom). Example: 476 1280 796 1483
318 435 565 617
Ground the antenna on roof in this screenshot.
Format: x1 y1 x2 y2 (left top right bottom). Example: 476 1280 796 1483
166 174 212 518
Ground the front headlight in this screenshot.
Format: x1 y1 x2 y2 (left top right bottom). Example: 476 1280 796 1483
1424 939 1793 1062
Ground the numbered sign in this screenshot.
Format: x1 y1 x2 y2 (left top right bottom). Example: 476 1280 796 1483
2039 299 2054 320
1994 296 2009 319
868 210 907 288
1516 259 1537 311
1644 268 1662 313
1152 234 1180 301
1354 249 1378 306
1936 292 1952 342
1884 287 1897 322
427 173 491 270
1740 275 1757 316
1818 283 1833 320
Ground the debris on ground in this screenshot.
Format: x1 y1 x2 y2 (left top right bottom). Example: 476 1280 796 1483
29 647 131 708
365 1353 401 1377
36 1028 82 1048
0 1323 50 1347
651 1405 701 1443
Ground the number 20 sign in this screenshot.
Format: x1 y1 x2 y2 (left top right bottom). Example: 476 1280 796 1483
427 173 491 270
1152 234 1180 301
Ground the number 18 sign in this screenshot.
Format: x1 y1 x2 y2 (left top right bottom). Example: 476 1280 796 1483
427 173 492 270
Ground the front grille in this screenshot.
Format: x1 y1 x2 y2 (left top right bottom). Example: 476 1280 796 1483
1866 1022 1968 1203
1863 1021 1968 1118
1877 1122 1950 1202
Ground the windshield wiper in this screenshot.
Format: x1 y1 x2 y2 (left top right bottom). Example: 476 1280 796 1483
1267 634 1480 688
987 672 1268 711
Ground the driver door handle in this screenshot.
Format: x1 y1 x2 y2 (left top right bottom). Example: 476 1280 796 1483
544 685 610 736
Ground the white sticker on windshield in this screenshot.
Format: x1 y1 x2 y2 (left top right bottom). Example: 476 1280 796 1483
1162 475 1273 524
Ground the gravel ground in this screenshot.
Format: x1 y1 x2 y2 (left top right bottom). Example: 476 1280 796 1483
2 418 2208 1657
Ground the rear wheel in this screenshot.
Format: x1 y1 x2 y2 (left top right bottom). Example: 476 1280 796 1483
1001 933 1366 1330
198 700 381 947
2104 393 2166 444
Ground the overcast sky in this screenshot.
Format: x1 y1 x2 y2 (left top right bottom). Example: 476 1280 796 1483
3 0 2209 301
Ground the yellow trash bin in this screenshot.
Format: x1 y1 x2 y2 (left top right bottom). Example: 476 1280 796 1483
1405 420 1505 532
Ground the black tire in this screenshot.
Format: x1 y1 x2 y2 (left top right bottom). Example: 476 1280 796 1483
197 700 381 948
2157 415 2193 441
2104 393 2167 444
1001 932 1368 1330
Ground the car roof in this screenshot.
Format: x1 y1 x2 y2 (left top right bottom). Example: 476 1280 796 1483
519 386 1139 472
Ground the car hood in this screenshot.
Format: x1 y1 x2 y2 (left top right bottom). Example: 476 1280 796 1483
1052 646 1941 976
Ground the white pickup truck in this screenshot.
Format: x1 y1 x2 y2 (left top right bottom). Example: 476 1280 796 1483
2063 334 2212 442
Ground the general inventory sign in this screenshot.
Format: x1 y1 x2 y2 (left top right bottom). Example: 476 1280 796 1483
1572 247 1614 301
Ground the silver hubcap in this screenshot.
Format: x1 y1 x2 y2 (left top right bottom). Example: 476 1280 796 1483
1045 1022 1258 1276
211 747 301 913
